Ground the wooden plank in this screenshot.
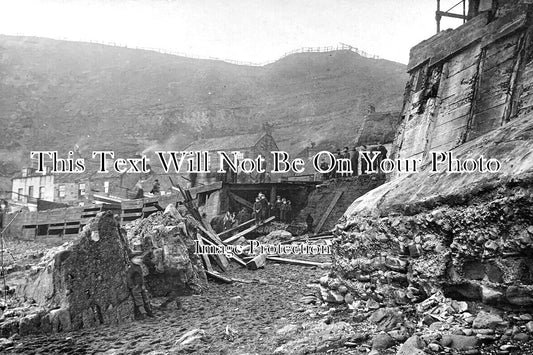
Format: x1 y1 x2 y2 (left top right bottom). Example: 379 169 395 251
198 235 246 267
266 256 332 268
228 191 254 209
217 218 255 239
189 181 223 196
225 216 275 244
205 270 233 283
315 191 343 233
196 233 213 272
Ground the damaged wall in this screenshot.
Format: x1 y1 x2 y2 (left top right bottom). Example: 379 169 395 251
10 211 133 337
394 1 533 164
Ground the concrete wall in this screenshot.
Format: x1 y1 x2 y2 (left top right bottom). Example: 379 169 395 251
394 2 533 166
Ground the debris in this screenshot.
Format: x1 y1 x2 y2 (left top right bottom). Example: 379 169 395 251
246 254 266 270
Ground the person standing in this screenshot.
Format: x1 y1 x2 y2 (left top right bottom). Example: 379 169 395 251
127 255 154 320
253 197 263 225
273 195 282 220
280 198 288 222
286 200 293 223
134 180 144 199
259 193 269 220
150 179 161 195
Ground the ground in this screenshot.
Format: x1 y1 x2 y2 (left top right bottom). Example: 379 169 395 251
2 244 334 355
2 240 533 355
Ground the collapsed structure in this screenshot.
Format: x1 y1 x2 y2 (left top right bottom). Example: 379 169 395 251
1 206 208 338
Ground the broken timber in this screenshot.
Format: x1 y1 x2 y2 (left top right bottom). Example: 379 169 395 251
206 270 233 284
224 216 275 244
314 191 343 234
195 233 213 272
216 218 255 239
266 256 332 268
197 234 247 267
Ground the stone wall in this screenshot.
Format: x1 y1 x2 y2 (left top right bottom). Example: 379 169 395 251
3 211 134 338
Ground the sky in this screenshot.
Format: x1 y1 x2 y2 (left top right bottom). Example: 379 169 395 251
0 0 467 65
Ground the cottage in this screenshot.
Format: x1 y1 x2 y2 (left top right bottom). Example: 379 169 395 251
183 125 279 187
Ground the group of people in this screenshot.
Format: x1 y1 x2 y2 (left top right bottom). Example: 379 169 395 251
320 144 388 180
252 193 293 225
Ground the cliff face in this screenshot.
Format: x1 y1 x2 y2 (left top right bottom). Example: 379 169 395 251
326 0 533 320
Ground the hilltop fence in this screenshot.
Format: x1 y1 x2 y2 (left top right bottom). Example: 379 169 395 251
12 33 381 66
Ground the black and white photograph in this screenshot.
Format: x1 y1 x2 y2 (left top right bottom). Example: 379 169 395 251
0 0 533 354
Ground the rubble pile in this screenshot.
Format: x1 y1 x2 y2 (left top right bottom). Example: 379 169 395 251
1 211 133 338
124 210 207 297
316 116 533 352
328 188 533 309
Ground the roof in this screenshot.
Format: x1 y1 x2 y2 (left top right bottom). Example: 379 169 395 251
185 132 268 151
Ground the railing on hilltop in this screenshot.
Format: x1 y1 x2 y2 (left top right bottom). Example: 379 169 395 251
12 33 381 66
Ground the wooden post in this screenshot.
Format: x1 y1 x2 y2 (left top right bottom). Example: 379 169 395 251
436 0 441 33
315 191 343 234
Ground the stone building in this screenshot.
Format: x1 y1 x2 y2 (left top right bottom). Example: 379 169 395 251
183 125 279 186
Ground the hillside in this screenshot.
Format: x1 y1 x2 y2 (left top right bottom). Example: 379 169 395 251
0 35 407 176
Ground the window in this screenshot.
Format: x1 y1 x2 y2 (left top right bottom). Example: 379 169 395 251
17 188 23 201
39 186 45 199
58 185 66 198
28 186 34 198
104 181 109 194
79 183 86 197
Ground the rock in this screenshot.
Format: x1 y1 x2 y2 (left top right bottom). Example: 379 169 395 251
385 257 408 272
519 313 533 321
372 333 395 350
0 319 19 338
481 285 503 304
366 298 380 310
338 285 348 294
450 300 468 313
17 212 136 334
472 311 504 329
344 292 354 304
319 275 329 287
526 321 533 333
369 308 403 331
49 308 71 333
276 324 300 336
428 343 441 352
18 313 41 336
388 329 409 342
397 335 427 355
440 335 478 350
506 286 533 306
513 332 530 341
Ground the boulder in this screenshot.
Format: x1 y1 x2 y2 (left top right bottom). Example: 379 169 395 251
125 212 207 297
17 211 134 333
472 311 504 329
397 335 427 355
